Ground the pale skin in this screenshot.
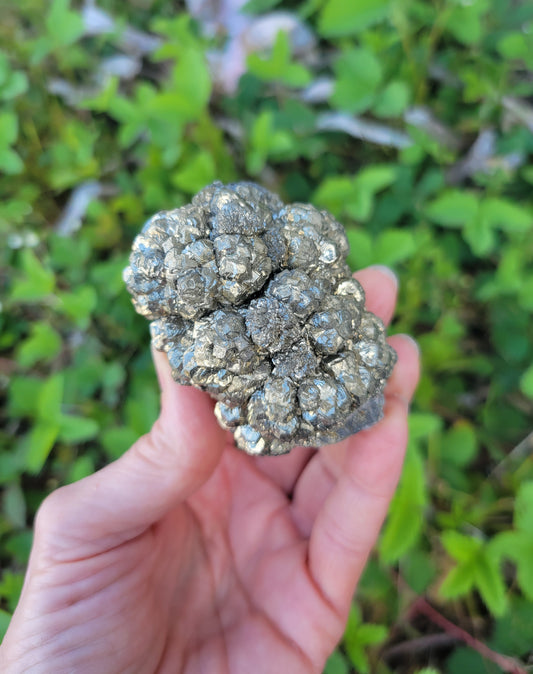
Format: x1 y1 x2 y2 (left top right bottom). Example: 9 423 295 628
0 266 420 674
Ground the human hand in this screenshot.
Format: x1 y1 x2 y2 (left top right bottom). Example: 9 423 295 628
0 266 420 674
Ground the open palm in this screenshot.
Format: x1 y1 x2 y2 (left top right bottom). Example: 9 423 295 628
0 267 419 674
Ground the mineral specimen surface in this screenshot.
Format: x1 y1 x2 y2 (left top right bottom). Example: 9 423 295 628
124 181 397 455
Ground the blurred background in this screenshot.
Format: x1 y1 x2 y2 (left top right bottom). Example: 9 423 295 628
1 0 533 671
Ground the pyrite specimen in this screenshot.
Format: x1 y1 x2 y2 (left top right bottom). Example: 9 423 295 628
124 181 397 455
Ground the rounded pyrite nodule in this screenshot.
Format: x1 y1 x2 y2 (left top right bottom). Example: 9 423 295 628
124 181 397 456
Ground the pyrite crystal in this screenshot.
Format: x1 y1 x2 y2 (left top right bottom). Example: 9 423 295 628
124 181 397 455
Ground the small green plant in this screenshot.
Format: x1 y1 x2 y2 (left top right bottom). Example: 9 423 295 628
1 0 533 670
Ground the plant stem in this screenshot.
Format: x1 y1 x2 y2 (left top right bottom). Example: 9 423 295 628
409 597 527 674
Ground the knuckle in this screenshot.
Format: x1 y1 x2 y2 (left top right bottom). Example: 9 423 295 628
34 486 70 537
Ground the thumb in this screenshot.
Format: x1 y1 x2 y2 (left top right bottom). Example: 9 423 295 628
35 349 227 560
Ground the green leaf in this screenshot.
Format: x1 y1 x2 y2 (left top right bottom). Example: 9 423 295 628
355 165 397 194
0 147 24 174
491 597 533 657
475 552 508 616
1 70 29 100
463 213 495 257
8 376 43 418
0 53 28 100
323 650 350 674
168 46 212 120
374 230 416 266
37 374 64 423
0 572 24 613
445 0 489 46
498 32 530 61
46 0 84 47
101 426 139 461
480 198 532 232
441 533 508 614
173 150 216 193
125 384 159 436
380 444 426 562
343 605 387 673
313 176 354 218
514 482 533 535
16 322 62 368
247 31 311 87
332 48 383 114
446 648 500 674
57 286 97 328
0 111 18 145
319 0 390 37
424 190 479 227
246 110 294 174
492 531 533 600
5 531 33 564
442 531 482 563
49 233 91 271
67 455 95 483
439 556 477 598
58 415 99 444
357 623 389 645
373 80 411 118
401 548 437 594
519 364 533 399
346 229 373 270
10 250 55 302
150 18 212 124
26 423 60 474
408 413 443 441
3 483 26 528
441 421 478 467
313 166 395 223
242 0 283 13
0 111 23 173
518 277 533 312
0 609 11 641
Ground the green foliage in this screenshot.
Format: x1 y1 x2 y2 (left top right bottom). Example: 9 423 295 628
318 0 390 37
2 0 533 669
490 482 533 602
520 365 533 398
425 190 532 256
9 250 56 302
332 48 383 114
247 31 311 87
439 531 508 616
31 0 84 64
379 442 427 562
342 605 388 673
16 322 62 368
323 650 350 674
445 648 500 674
490 597 533 657
0 112 23 174
246 110 294 175
0 52 28 101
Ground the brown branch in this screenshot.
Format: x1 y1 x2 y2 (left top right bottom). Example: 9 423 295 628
409 597 527 674
383 632 459 660
491 431 533 481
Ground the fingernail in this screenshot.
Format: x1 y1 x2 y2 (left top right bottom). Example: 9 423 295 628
397 333 421 355
368 265 398 289
152 347 174 392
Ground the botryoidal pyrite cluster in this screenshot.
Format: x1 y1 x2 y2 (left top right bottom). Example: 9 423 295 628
124 181 397 456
